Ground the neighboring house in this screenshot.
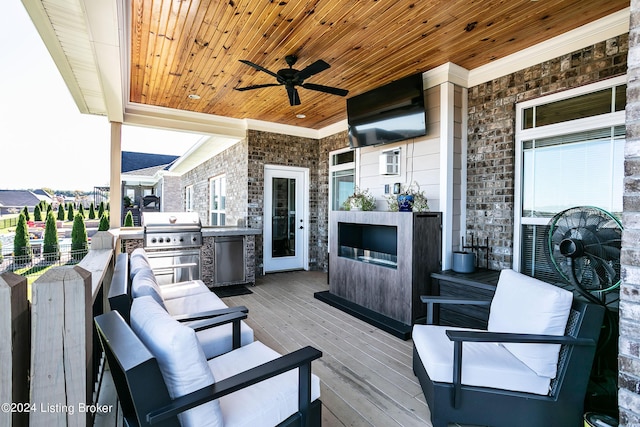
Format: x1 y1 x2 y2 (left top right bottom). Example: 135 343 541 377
120 151 180 213
0 190 53 216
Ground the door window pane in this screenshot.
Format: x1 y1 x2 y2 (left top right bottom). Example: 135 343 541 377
272 177 296 258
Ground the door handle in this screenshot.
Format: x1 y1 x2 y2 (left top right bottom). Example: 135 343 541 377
299 226 304 229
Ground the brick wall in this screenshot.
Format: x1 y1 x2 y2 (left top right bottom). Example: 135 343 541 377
160 175 182 212
467 34 628 269
246 129 321 271
181 139 248 226
621 1 640 424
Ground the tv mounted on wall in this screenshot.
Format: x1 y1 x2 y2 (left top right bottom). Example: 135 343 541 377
347 73 426 148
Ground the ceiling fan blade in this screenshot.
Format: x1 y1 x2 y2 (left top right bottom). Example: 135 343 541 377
302 83 349 97
239 60 281 80
295 60 330 81
286 86 301 106
235 83 281 91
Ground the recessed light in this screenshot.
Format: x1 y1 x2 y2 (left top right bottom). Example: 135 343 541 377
188 94 201 100
296 114 306 119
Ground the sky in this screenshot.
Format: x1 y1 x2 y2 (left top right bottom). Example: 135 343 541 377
0 1 203 192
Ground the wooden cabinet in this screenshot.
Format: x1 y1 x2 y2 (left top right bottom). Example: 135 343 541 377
327 211 442 331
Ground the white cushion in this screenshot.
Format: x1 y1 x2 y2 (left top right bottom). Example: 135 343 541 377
160 280 212 300
208 341 321 427
488 269 573 378
131 296 223 427
129 248 151 279
412 324 552 395
131 267 166 309
164 292 230 315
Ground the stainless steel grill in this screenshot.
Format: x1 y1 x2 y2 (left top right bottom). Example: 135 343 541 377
142 212 203 285
142 212 202 249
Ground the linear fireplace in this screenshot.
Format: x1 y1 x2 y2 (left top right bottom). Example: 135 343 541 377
338 222 397 269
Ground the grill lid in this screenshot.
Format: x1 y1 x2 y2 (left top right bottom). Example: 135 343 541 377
142 212 201 232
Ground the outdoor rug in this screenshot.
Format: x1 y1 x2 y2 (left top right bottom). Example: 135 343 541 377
211 284 253 298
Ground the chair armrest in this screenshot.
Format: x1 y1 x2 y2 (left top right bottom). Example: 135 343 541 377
185 311 248 350
146 346 323 425
174 306 249 322
445 330 596 346
445 329 596 409
420 296 491 324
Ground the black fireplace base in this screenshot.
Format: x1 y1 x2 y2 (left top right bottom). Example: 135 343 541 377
313 291 412 340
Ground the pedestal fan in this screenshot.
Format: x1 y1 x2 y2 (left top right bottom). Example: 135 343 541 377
546 206 621 416
547 206 622 303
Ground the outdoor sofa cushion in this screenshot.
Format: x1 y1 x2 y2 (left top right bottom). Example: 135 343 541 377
413 325 553 395
487 269 573 378
131 296 224 427
131 265 254 358
131 295 321 427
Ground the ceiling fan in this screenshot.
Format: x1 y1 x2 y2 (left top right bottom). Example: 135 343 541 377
235 55 349 106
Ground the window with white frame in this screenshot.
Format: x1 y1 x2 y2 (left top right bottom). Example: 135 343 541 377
209 176 226 226
185 185 194 212
329 148 356 211
514 76 625 280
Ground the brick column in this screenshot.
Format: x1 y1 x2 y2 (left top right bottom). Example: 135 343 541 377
620 2 640 425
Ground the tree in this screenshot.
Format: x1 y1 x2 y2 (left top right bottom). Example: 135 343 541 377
88 203 96 220
57 203 66 221
123 210 134 227
43 211 60 262
67 203 75 222
13 213 31 263
71 213 88 261
46 204 52 214
78 204 85 218
98 213 110 231
34 204 42 222
22 206 30 222
98 202 105 220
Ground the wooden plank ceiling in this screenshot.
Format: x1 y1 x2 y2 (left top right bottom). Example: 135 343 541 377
129 0 628 130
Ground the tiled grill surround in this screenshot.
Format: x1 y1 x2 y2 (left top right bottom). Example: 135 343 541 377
622 2 640 424
467 34 628 270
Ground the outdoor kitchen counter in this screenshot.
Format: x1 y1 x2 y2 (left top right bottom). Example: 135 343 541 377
117 227 260 287
201 227 262 237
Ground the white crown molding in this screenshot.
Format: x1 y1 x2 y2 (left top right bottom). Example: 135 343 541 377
244 119 320 139
467 8 630 87
423 63 470 89
318 119 348 139
124 102 248 139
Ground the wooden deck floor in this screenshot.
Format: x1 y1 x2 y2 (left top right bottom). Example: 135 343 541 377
224 271 430 427
95 271 435 427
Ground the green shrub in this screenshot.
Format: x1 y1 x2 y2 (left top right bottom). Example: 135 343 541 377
13 213 31 263
43 211 60 262
22 206 30 222
71 214 88 261
98 202 105 220
98 213 110 231
123 211 134 227
57 204 66 221
88 203 96 220
78 204 85 218
67 203 75 222
34 204 42 222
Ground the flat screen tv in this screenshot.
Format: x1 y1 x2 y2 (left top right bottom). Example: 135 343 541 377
347 73 426 148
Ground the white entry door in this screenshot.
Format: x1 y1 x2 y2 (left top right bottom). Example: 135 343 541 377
263 165 309 273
